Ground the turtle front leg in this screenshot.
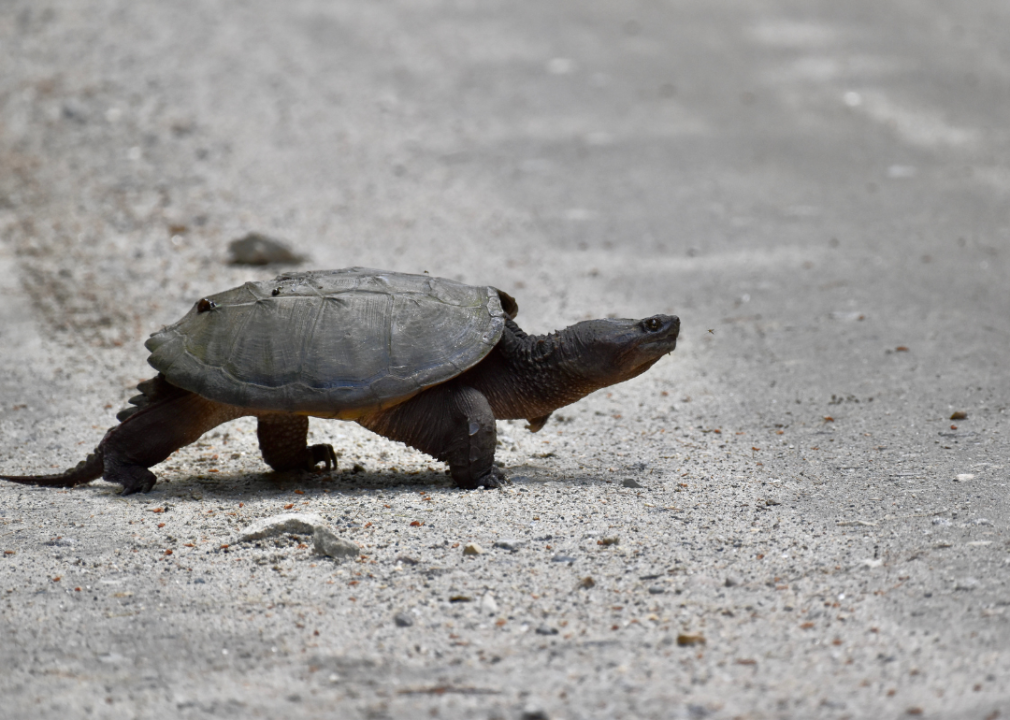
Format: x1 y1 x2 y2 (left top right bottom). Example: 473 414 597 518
256 414 337 472
358 383 505 489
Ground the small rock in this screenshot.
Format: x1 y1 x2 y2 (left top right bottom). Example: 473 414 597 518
551 555 576 563
521 710 550 720
622 478 645 489
950 411 968 420
677 633 706 647
393 612 414 627
493 538 523 552
578 576 595 589
535 625 559 636
647 586 666 594
480 593 499 614
228 232 305 265
43 537 77 547
724 577 738 587
597 536 619 547
955 577 980 591
395 555 421 565
955 473 975 482
313 528 360 560
462 543 484 556
236 513 327 543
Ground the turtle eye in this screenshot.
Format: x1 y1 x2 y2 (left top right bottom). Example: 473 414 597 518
643 317 663 332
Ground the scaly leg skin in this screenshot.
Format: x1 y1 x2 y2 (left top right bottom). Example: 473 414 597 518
100 390 247 494
257 414 337 472
358 383 508 489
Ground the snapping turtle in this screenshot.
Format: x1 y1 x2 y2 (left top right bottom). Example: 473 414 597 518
1 268 679 494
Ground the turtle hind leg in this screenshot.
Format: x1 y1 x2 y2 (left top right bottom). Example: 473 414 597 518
358 383 505 490
99 389 247 493
256 414 337 472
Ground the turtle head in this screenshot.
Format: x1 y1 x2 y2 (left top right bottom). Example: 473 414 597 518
565 314 680 387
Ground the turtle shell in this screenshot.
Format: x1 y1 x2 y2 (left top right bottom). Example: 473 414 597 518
145 268 508 417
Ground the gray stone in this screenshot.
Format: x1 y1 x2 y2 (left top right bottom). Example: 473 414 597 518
313 528 360 560
235 513 327 543
228 232 305 265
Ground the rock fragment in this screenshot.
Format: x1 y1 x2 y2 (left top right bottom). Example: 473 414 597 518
236 513 326 543
480 593 499 614
313 528 360 560
228 232 305 265
677 633 706 647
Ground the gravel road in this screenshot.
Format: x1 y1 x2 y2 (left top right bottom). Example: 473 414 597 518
2 1 1009 718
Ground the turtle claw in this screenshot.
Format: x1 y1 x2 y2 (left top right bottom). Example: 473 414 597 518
479 466 510 489
306 444 338 472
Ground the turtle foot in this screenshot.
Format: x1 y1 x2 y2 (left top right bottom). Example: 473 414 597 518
104 460 157 495
306 444 338 472
455 466 509 490
481 467 511 489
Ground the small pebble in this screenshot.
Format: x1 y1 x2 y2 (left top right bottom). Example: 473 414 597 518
535 625 559 635
648 586 666 595
393 612 414 627
493 538 522 552
481 593 499 614
551 555 576 563
677 633 706 647
622 478 645 489
462 543 484 556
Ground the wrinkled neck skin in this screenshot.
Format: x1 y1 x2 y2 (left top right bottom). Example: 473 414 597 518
460 318 658 421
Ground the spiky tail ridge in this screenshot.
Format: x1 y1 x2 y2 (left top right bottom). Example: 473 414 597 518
0 450 104 489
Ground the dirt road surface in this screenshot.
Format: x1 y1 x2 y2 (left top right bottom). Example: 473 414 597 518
2 2 1008 718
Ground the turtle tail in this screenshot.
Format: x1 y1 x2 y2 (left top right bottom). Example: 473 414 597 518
0 451 104 489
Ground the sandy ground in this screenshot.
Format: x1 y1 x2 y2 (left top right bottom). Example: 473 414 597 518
1 1 1009 718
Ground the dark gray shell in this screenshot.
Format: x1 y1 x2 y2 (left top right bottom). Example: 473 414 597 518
145 268 508 415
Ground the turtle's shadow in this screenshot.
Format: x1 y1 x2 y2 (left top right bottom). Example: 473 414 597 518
83 465 609 502
131 470 455 502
